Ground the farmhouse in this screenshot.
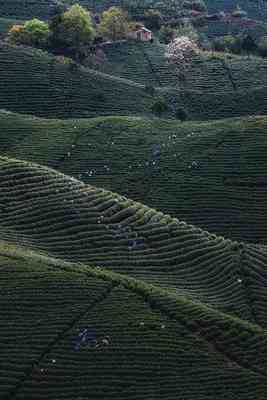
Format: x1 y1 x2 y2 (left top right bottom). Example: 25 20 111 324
128 26 153 42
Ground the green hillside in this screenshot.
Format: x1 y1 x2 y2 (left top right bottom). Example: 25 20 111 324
2 154 267 329
2 111 267 244
2 242 267 399
92 42 234 91
94 42 267 93
0 0 191 19
2 0 267 397
1 156 267 398
206 0 267 21
3 42 267 121
2 0 267 21
93 41 267 119
0 43 159 119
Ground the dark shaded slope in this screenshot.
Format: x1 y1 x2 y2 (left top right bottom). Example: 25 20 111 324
0 0 190 19
2 155 267 332
2 112 267 244
92 42 267 120
2 43 267 121
206 0 267 21
1 248 267 399
0 43 155 119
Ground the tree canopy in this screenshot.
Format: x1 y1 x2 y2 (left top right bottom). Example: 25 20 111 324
99 7 129 41
8 19 50 48
51 4 96 50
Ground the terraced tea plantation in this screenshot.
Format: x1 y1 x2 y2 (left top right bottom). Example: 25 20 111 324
0 0 197 19
0 44 161 119
2 0 267 398
1 156 267 399
206 0 267 20
2 111 267 244
3 40 267 121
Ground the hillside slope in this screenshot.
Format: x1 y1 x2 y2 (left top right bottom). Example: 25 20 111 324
0 0 196 19
2 41 267 121
206 0 267 21
2 155 267 330
92 42 267 120
0 43 157 119
2 111 267 244
0 156 267 398
1 243 267 399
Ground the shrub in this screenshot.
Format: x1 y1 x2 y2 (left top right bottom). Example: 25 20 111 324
230 35 243 54
175 107 188 121
213 35 236 53
242 34 257 54
144 9 162 30
151 99 168 117
258 36 267 57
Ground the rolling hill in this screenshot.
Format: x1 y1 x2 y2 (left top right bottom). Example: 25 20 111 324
0 43 162 119
3 42 267 121
206 0 267 21
1 111 267 244
1 154 267 325
2 0 267 21
1 155 267 398
93 41 267 95
2 242 267 399
2 0 267 398
0 0 198 19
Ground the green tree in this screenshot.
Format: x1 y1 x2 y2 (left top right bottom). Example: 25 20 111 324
213 35 236 53
175 107 188 121
144 9 162 30
151 99 168 117
51 4 96 60
99 7 129 41
242 34 257 54
8 19 50 49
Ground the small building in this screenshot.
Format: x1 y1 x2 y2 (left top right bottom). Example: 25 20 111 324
128 26 153 42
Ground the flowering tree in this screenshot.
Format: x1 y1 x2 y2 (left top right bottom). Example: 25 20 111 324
165 36 199 79
8 19 50 48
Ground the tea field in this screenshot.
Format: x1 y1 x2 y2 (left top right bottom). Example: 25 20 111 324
1 242 267 399
1 111 267 244
1 0 267 398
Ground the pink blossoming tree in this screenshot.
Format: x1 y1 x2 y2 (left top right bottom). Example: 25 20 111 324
165 36 199 79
